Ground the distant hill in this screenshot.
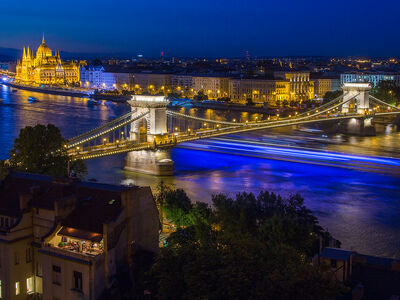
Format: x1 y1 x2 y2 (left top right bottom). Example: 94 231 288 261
0 47 21 61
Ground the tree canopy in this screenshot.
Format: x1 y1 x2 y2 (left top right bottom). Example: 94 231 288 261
150 189 343 299
6 124 86 178
323 90 343 104
370 80 400 106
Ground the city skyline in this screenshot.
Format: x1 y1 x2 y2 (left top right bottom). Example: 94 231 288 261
1 0 400 58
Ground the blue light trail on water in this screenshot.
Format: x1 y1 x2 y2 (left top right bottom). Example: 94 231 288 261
177 137 400 174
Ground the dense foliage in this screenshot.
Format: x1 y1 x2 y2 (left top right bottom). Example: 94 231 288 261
150 189 343 299
323 90 343 104
370 80 400 106
4 124 86 178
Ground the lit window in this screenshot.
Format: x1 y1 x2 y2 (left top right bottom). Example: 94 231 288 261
15 282 20 295
27 277 34 294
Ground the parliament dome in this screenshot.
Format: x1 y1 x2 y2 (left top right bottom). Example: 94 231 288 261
36 34 52 57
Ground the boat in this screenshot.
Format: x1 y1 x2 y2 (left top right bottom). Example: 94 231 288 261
27 97 39 103
87 98 100 105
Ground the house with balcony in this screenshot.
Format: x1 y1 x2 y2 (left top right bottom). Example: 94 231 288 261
0 172 159 300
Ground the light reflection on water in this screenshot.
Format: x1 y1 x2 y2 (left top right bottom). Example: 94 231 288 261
1 85 400 258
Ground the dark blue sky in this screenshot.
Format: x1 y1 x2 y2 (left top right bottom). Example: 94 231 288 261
1 0 399 57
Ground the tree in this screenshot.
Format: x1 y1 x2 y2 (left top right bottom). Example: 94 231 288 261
150 190 343 299
8 124 86 178
194 90 208 101
154 181 173 231
0 160 10 180
371 80 400 106
323 90 343 104
246 97 253 106
163 189 193 227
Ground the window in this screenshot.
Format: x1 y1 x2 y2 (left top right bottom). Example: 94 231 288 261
34 227 40 239
331 259 337 268
26 247 32 263
27 277 34 294
52 265 61 285
36 261 43 277
15 282 20 295
73 271 82 291
14 252 19 265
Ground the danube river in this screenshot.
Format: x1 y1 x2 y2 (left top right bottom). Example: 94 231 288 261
1 84 400 258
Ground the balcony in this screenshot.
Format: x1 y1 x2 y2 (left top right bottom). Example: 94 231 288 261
41 241 104 264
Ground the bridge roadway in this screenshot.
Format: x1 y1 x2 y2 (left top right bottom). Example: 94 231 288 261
68 111 400 161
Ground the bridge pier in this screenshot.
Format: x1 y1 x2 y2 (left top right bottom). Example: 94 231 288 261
124 95 174 175
342 117 376 136
124 149 174 176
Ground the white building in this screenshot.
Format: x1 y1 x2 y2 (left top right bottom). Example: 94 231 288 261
80 66 131 90
340 73 398 88
80 65 107 89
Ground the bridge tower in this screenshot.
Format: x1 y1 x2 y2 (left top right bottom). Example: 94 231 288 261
124 95 174 175
128 95 169 142
340 82 375 136
341 82 371 113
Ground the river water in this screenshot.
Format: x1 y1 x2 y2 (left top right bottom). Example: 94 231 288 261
1 84 400 258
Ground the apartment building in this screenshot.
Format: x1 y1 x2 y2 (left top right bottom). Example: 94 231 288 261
132 73 172 95
313 78 341 98
340 73 399 88
192 76 229 99
171 75 194 97
0 172 159 300
229 79 276 104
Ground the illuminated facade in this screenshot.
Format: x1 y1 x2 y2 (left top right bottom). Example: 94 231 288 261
314 78 341 98
126 72 315 105
15 35 80 86
340 73 399 88
229 72 314 105
192 76 229 99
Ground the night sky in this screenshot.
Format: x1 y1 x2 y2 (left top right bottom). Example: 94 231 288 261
1 0 399 58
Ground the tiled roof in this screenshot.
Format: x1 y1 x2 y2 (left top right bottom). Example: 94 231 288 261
0 172 137 222
61 194 122 234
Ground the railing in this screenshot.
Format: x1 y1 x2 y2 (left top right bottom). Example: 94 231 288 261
68 109 150 148
68 94 400 160
41 243 104 263
68 109 138 143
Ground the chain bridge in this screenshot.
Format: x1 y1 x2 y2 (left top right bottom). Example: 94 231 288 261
67 82 400 175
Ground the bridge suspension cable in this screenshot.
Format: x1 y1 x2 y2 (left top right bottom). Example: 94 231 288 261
167 93 348 127
296 93 346 118
68 110 150 148
68 109 138 143
369 95 400 111
166 110 242 126
250 93 358 127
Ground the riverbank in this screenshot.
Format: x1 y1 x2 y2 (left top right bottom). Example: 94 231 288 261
2 82 130 102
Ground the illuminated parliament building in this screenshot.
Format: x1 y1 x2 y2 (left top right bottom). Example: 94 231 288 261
15 35 80 86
